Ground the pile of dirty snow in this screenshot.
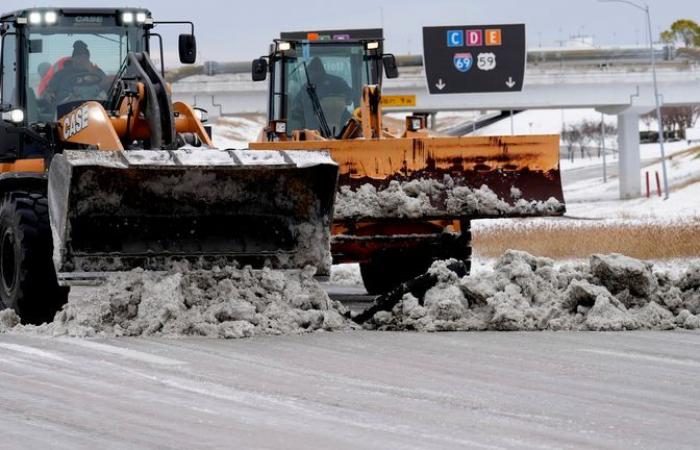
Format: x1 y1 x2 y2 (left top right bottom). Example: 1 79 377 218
366 251 700 332
2 266 353 338
330 264 363 286
334 177 563 220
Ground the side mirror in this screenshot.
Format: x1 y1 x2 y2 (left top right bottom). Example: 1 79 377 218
178 34 197 64
382 54 399 79
252 58 268 82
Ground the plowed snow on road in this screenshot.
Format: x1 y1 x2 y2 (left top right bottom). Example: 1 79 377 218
1 251 699 337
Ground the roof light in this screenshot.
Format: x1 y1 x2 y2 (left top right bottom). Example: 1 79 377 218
2 109 25 124
307 33 319 41
44 11 58 24
136 12 147 23
122 12 134 23
28 12 42 25
277 41 291 52
366 41 380 50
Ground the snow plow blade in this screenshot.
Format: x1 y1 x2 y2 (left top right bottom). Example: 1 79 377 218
48 149 338 285
251 134 565 221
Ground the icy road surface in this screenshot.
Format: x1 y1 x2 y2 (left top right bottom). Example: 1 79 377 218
1 331 699 449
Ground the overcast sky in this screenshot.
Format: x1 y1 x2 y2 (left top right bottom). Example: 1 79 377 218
3 0 698 64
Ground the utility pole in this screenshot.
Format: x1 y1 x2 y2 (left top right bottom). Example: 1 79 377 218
599 0 670 199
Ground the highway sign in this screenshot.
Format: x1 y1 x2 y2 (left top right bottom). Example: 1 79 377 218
422 24 526 94
381 95 417 108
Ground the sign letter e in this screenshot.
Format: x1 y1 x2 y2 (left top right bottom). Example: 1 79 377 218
485 29 502 46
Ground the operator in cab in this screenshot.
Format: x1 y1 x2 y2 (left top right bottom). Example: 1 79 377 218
289 57 354 136
42 40 111 106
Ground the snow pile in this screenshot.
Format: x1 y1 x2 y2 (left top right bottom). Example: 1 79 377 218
4 266 353 338
330 264 363 286
334 177 563 220
0 308 20 332
366 251 700 332
211 116 266 149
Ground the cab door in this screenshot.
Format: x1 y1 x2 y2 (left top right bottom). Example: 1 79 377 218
0 30 20 161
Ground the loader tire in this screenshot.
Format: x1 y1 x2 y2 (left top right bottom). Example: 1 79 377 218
360 222 472 295
360 253 434 295
0 192 69 324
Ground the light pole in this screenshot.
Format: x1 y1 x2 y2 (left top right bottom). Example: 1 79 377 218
599 0 670 199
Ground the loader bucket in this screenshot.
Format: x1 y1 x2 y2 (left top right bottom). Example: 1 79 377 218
250 134 565 222
48 149 338 285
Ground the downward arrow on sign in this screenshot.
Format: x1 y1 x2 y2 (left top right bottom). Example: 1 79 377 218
505 77 516 88
435 79 446 90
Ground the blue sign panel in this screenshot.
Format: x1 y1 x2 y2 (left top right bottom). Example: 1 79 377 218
447 30 464 47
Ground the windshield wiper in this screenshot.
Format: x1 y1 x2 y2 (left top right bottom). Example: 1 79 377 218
106 55 130 110
302 61 332 139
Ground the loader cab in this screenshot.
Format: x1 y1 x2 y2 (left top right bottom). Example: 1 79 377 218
0 8 198 159
253 31 398 140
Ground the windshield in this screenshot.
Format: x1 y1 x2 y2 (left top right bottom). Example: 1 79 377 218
284 43 375 138
25 21 144 122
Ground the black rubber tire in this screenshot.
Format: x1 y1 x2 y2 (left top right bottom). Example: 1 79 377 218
0 192 69 324
360 252 434 295
360 221 473 296
460 219 473 271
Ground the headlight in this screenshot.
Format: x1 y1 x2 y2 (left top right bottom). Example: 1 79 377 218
44 11 58 24
2 109 25 124
28 12 42 24
277 41 291 52
122 12 134 23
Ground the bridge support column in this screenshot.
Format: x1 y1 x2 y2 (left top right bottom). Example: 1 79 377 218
617 112 641 199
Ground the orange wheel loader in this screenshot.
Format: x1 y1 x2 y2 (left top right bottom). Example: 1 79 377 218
0 9 337 323
250 30 565 294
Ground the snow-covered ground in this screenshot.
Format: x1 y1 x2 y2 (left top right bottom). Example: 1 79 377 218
211 115 266 149
564 144 700 220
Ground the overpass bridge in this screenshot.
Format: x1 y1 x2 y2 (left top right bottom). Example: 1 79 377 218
172 46 700 199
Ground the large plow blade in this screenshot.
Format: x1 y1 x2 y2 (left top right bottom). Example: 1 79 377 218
48 149 338 285
251 135 565 222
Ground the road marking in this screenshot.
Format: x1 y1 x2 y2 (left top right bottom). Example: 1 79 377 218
58 338 184 366
0 343 69 362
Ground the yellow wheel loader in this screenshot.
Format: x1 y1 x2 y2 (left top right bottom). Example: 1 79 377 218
250 30 565 294
0 9 337 323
